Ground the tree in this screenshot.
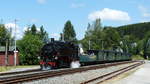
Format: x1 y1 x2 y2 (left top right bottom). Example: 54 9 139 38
0 24 11 46
81 18 104 50
142 31 150 59
136 40 144 55
24 27 31 35
17 24 49 65
17 34 43 65
24 24 49 43
116 22 150 40
31 24 37 35
38 26 49 43
63 20 77 42
25 24 37 35
103 27 121 50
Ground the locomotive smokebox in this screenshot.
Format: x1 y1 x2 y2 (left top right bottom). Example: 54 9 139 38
51 38 55 42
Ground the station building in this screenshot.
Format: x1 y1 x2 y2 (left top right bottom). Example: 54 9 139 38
0 46 19 66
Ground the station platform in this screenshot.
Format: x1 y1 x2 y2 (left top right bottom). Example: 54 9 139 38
111 60 150 84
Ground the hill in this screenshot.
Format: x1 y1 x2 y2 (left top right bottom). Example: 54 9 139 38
115 22 150 40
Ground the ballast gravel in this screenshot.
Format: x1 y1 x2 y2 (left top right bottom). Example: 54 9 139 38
23 62 138 84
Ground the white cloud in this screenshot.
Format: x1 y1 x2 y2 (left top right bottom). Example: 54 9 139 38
71 3 85 8
50 33 60 40
88 8 131 21
138 5 150 17
5 23 23 39
30 19 38 23
23 26 29 32
37 0 46 4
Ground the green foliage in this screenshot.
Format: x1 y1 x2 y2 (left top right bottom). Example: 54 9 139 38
120 35 137 54
0 24 11 46
107 22 150 59
142 31 150 58
132 55 144 60
81 19 121 50
82 19 104 50
116 22 150 40
63 20 77 42
0 24 7 39
25 24 49 43
39 26 49 43
17 34 43 65
103 27 121 50
31 24 37 35
17 24 49 65
80 20 150 60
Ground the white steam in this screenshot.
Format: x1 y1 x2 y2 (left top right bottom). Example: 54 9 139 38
70 61 80 68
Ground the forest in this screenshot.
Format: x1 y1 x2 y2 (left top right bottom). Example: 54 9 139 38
81 19 150 60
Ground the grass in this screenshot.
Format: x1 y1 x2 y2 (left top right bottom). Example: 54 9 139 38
0 66 15 72
132 55 145 60
0 65 39 72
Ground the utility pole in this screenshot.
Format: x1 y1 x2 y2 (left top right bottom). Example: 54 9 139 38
5 39 8 66
62 33 64 42
9 27 12 46
0 19 3 24
101 40 103 50
89 40 91 50
60 33 64 42
14 19 18 66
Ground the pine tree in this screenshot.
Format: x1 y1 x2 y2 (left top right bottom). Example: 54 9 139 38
39 26 49 43
31 24 37 35
63 20 77 42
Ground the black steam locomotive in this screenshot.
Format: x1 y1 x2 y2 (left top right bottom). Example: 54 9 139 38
40 39 131 70
40 38 80 70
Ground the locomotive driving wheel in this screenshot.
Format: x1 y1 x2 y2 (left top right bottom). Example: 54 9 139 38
40 64 52 70
46 65 52 70
40 64 46 70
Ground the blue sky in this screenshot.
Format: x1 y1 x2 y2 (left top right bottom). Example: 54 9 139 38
0 0 150 40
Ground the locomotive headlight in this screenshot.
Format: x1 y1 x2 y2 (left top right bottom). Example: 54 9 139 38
55 56 58 59
38 56 40 59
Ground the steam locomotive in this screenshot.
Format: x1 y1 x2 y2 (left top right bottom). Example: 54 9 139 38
40 38 80 70
40 38 131 70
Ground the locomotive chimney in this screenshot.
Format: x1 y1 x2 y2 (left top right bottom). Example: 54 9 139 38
51 38 55 42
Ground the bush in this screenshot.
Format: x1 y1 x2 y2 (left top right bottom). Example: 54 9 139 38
132 55 145 60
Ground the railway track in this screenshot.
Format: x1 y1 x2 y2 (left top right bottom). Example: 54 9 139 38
0 61 143 84
81 61 144 84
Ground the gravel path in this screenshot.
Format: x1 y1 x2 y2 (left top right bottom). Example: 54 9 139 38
109 60 150 84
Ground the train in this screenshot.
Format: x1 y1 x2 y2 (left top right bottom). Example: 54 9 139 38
39 38 131 70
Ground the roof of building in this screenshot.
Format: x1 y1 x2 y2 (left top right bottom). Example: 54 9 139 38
0 46 17 51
